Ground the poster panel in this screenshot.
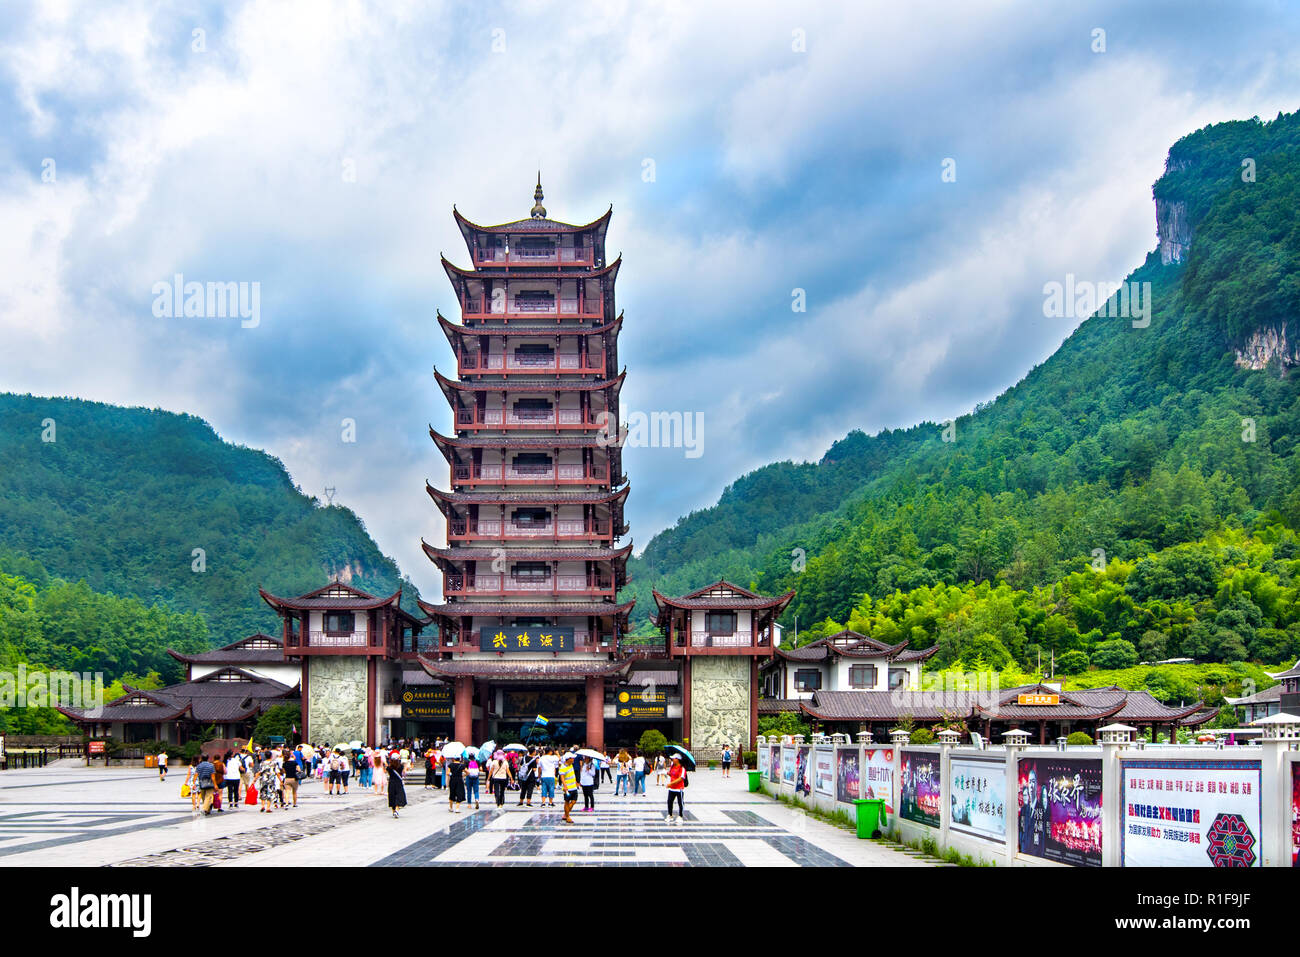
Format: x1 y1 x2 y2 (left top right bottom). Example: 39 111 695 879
900 750 941 828
950 756 1006 843
758 745 770 777
1121 760 1262 867
768 745 780 784
814 749 834 796
794 745 812 796
781 746 796 785
1291 762 1298 867
835 748 860 804
1017 757 1102 867
862 747 894 814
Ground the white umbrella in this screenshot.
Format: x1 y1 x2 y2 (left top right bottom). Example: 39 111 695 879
441 741 467 758
349 740 363 750
503 743 527 752
575 748 603 760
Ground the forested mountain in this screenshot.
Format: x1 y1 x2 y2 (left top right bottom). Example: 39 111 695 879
0 395 420 641
624 110 1300 670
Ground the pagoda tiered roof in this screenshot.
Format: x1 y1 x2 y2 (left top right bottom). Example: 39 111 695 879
422 541 632 564
167 633 284 666
652 580 795 626
441 255 621 284
452 203 613 240
258 581 424 625
434 368 625 399
58 668 299 725
425 482 629 513
418 598 636 620
437 312 622 341
416 654 632 682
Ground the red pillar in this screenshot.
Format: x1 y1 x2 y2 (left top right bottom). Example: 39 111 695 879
749 658 758 751
454 676 474 744
682 657 692 748
586 676 605 751
366 656 377 745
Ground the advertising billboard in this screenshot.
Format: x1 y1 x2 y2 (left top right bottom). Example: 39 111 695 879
794 745 812 796
814 749 834 796
900 750 941 828
950 756 1006 843
768 745 780 784
1292 762 1299 867
781 746 796 785
835 748 860 804
1018 757 1102 867
1121 760 1262 867
862 747 894 813
758 744 770 778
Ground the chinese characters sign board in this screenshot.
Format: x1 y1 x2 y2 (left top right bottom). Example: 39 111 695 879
612 689 667 718
479 626 575 652
401 685 453 719
1017 693 1060 706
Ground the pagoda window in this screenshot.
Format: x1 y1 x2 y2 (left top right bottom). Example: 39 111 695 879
511 507 550 526
513 562 550 581
512 453 552 474
794 669 822 692
705 611 736 635
513 397 552 420
888 668 909 690
513 342 554 366
324 612 355 634
514 288 555 311
849 664 877 689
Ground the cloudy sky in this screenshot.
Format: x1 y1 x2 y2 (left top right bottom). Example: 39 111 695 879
2 0 1299 596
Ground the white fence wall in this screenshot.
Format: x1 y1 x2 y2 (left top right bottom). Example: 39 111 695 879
755 733 1299 867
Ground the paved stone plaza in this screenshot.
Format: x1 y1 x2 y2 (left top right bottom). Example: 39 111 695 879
0 764 935 867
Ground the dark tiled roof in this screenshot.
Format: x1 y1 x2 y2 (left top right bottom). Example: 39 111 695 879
1271 659 1300 679
421 542 632 562
453 205 613 235
59 669 297 724
259 584 405 613
1228 683 1282 705
758 698 804 714
168 633 284 665
426 483 629 507
801 690 980 722
437 312 621 338
417 599 636 618
435 368 625 393
652 582 795 612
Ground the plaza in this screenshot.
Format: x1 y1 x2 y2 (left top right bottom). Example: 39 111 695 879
0 763 933 868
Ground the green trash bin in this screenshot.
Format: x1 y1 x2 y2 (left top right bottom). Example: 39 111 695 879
747 770 762 792
853 798 886 839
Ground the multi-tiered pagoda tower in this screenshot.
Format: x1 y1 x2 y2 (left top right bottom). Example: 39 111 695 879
417 178 635 750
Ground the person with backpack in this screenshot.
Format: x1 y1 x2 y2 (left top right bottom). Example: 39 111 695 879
488 751 513 808
516 749 538 807
225 751 244 809
665 755 687 823
464 754 481 809
157 749 168 781
195 753 218 816
558 754 579 824
721 745 733 779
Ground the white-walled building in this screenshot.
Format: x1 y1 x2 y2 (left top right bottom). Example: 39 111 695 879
759 629 935 701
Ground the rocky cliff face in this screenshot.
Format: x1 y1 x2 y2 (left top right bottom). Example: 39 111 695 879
1157 197 1192 264
1234 324 1300 371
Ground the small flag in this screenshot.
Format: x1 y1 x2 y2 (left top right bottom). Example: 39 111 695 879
535 715 549 726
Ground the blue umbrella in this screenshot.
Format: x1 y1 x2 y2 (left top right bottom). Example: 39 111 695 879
664 744 696 771
477 740 496 762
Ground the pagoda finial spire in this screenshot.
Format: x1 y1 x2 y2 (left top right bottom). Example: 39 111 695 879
531 171 546 219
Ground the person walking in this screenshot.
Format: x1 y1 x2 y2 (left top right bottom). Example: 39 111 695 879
579 757 597 812
256 751 278 814
282 750 300 808
517 750 538 807
464 754 481 809
614 749 630 796
447 754 466 813
339 749 351 795
195 753 218 816
388 754 408 818
183 756 200 812
558 754 579 824
225 750 243 810
488 751 513 808
665 755 687 823
721 745 732 779
157 749 168 781
633 750 647 795
374 749 387 796
654 753 667 786
424 749 436 790
211 753 226 813
601 751 613 784
537 748 558 807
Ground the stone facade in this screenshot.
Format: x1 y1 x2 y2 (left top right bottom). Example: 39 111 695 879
690 656 750 757
307 656 368 745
